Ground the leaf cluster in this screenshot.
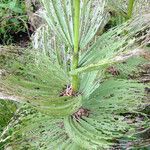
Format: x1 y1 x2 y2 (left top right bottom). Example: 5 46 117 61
0 0 150 149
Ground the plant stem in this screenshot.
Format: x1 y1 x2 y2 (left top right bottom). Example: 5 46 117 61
127 0 135 19
72 0 80 92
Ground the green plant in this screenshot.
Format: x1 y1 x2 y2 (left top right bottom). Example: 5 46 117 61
107 0 150 27
0 0 29 44
0 0 150 149
0 100 17 134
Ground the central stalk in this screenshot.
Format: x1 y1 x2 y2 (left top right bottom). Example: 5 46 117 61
72 0 80 92
127 0 135 19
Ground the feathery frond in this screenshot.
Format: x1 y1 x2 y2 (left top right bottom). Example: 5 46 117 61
40 0 109 50
0 104 82 150
32 25 71 71
0 80 149 149
0 0 150 149
64 79 149 149
74 14 150 74
114 56 150 79
0 47 82 116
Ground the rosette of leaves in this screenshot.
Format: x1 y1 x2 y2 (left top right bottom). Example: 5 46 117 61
0 0 150 149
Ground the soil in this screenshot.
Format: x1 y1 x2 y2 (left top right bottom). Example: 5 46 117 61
72 107 90 121
59 85 79 97
13 31 31 47
0 30 32 48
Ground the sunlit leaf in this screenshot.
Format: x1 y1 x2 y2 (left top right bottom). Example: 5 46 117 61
0 47 82 116
40 0 109 50
65 79 150 149
0 104 82 150
77 14 150 73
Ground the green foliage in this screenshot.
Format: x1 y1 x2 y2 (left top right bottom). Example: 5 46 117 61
0 0 29 44
40 0 109 50
107 0 150 28
0 100 17 135
0 80 149 149
114 56 149 79
108 0 150 18
0 0 150 149
73 14 150 74
65 80 149 149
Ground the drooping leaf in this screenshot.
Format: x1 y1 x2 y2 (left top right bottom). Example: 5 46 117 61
64 79 150 149
0 104 82 150
0 46 82 116
1 79 149 149
74 14 150 74
0 1 150 149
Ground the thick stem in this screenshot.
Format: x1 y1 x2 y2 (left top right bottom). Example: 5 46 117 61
72 0 80 92
127 0 135 19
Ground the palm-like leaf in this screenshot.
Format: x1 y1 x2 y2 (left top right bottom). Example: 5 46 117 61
32 25 71 71
0 0 150 149
65 80 149 149
0 80 149 149
0 105 82 149
74 14 150 74
0 46 82 116
40 0 109 50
